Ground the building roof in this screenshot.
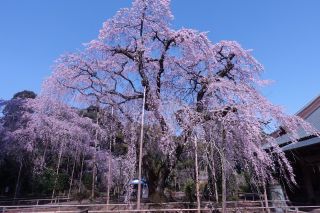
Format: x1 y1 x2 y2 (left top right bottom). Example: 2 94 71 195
279 95 320 151
282 136 320 151
296 95 320 119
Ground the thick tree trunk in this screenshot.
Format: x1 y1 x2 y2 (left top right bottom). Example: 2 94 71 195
146 163 171 200
143 145 185 201
194 136 201 213
14 159 23 200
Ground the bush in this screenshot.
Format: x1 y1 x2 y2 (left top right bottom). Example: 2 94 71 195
184 179 195 202
34 168 56 194
56 172 69 192
33 168 69 195
83 173 93 190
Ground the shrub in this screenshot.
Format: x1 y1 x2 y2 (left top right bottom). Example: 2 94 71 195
184 179 196 202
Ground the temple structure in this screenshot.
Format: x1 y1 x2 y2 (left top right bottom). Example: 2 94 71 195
275 95 320 204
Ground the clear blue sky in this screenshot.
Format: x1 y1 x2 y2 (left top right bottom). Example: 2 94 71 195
0 0 319 114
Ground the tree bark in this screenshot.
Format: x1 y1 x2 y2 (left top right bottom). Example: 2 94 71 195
143 156 171 200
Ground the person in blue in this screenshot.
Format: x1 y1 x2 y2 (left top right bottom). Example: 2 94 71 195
130 178 149 199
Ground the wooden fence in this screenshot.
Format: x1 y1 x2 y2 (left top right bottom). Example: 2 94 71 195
0 201 318 213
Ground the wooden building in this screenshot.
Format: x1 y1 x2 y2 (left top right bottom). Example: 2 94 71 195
275 95 320 204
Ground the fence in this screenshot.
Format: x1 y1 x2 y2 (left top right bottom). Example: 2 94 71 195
0 196 70 206
0 202 319 213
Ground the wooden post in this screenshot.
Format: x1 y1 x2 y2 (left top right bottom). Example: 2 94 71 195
14 159 23 200
221 128 227 213
194 136 201 213
68 149 78 198
91 136 97 199
221 152 226 213
106 107 115 207
263 180 270 213
137 86 146 210
210 140 219 203
91 107 99 200
52 143 63 200
79 153 84 193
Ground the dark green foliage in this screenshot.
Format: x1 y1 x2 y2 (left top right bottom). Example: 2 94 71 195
184 179 196 202
56 172 69 192
1 90 36 130
13 90 36 99
0 158 20 196
83 173 93 190
80 105 99 121
33 168 69 195
34 168 56 194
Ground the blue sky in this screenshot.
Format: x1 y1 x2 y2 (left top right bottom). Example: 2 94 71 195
0 0 319 114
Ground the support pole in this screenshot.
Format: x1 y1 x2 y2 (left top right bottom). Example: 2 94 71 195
78 153 84 193
91 106 99 200
221 128 226 213
52 144 63 200
137 86 146 210
68 149 78 199
194 136 201 213
106 107 115 207
14 159 23 200
263 181 270 213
